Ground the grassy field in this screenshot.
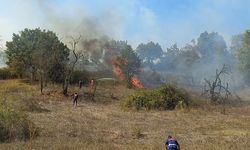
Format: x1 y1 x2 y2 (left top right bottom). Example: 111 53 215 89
0 80 249 150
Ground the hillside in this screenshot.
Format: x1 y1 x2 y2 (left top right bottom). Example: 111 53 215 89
0 80 249 150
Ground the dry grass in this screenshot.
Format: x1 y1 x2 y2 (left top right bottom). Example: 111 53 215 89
0 79 250 150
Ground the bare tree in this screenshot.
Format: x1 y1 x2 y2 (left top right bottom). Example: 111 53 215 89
62 35 83 95
202 64 231 104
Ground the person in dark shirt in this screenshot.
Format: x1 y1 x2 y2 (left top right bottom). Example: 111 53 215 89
165 135 180 150
79 80 83 89
73 92 78 107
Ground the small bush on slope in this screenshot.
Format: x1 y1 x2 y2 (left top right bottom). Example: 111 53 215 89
0 108 38 142
121 84 190 110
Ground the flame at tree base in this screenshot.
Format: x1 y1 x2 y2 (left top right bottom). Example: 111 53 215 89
131 77 144 88
112 56 144 89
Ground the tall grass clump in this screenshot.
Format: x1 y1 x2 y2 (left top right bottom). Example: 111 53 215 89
0 107 38 142
121 84 190 110
0 80 45 112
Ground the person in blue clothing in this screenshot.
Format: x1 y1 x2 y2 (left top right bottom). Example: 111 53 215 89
165 135 180 150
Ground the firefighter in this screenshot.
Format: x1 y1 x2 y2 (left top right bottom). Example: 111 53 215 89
72 92 78 107
79 80 83 89
89 79 96 100
165 135 180 150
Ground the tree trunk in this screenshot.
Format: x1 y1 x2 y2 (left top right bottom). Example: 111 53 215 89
40 73 44 94
126 76 132 89
30 72 34 83
30 66 36 84
63 77 69 96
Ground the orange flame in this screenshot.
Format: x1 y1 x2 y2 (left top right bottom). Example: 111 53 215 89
113 66 126 80
131 77 144 88
112 56 126 80
112 56 144 89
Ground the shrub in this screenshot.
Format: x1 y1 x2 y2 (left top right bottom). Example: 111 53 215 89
158 84 190 110
70 70 89 84
121 84 190 110
20 97 45 112
0 67 17 79
0 108 38 142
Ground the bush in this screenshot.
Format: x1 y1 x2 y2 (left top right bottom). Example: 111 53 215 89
70 70 89 85
158 84 190 110
0 108 38 142
0 67 17 79
121 84 190 110
20 97 45 112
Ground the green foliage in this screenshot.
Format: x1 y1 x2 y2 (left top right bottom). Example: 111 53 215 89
236 30 250 84
47 63 66 83
156 44 181 71
136 41 163 65
237 30 250 71
179 44 200 67
120 45 141 76
89 70 115 79
0 67 17 79
158 84 190 110
70 70 89 84
197 31 227 60
231 34 243 56
0 108 38 142
121 84 190 110
5 28 69 81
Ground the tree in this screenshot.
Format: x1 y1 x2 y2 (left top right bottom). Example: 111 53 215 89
104 40 127 64
237 30 250 84
177 43 200 85
136 41 163 67
83 39 128 66
82 38 105 64
113 44 141 88
197 31 227 62
231 34 243 56
157 43 180 71
180 43 200 66
202 64 231 104
63 36 83 95
0 39 6 68
5 28 69 93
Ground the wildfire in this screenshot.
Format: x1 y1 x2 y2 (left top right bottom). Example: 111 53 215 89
113 66 125 80
112 56 144 89
131 77 144 88
112 56 126 80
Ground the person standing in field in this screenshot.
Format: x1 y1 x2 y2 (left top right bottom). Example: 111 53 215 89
72 92 78 107
89 79 96 100
79 80 83 89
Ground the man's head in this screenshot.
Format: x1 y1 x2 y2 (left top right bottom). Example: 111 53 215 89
168 135 172 139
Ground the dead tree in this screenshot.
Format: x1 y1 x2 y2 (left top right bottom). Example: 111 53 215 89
202 64 232 104
63 35 83 95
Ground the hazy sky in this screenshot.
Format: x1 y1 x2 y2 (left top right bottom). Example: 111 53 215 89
0 0 250 49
